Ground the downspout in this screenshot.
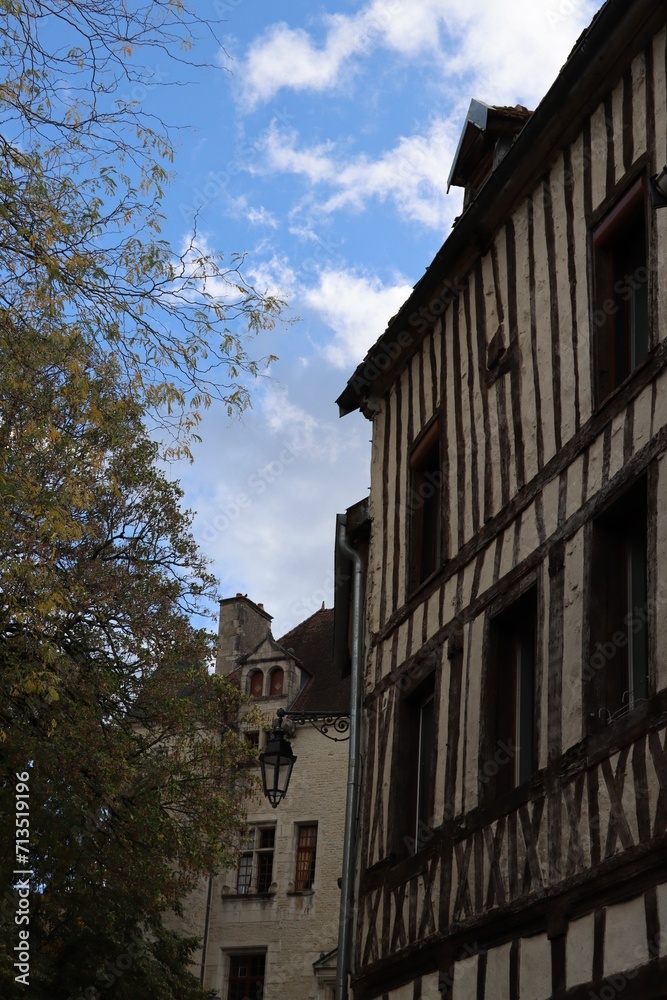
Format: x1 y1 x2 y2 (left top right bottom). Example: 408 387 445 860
336 516 365 1000
199 873 213 986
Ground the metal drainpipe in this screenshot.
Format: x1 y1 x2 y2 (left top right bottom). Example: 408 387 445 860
199 873 213 986
335 516 365 1000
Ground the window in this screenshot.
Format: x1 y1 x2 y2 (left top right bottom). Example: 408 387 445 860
228 954 265 1000
236 827 275 894
269 667 284 696
249 670 264 698
487 588 538 798
409 419 442 590
394 674 436 854
245 731 260 749
593 175 649 402
588 478 648 730
294 824 318 891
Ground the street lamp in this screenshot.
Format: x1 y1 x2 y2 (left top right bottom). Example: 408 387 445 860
259 707 350 808
259 715 297 808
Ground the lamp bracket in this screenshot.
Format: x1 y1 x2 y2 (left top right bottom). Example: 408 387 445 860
277 708 350 741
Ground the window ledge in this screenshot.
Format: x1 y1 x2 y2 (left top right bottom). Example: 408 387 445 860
222 891 276 901
586 698 653 760
286 889 315 896
407 562 446 602
594 345 655 414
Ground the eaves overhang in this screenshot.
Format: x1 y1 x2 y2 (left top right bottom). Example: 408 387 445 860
336 0 662 418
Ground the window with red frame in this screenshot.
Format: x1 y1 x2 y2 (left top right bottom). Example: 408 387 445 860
228 954 265 1000
409 419 442 591
588 477 648 731
294 824 317 891
487 587 538 799
592 175 649 402
249 670 264 698
269 668 284 696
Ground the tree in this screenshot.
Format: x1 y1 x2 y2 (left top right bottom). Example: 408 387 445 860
0 0 283 458
0 336 257 997
0 2 278 995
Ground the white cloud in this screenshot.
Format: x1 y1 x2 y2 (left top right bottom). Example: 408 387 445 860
258 118 460 231
177 388 370 637
246 206 279 228
441 0 601 106
247 255 297 299
239 0 599 109
261 387 341 462
241 18 369 108
304 268 412 369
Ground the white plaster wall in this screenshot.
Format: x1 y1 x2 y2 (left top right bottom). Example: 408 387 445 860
632 49 648 160
657 881 667 957
486 942 511 1000
531 193 557 469
552 152 576 447
566 911 594 988
513 199 540 486
421 971 442 999
654 28 667 349
463 616 484 814
451 953 478 1000
562 529 585 751
655 453 667 694
589 102 608 212
520 933 551 1000
386 981 413 1000
603 895 648 977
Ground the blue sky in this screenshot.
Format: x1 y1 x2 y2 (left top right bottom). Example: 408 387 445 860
149 0 602 638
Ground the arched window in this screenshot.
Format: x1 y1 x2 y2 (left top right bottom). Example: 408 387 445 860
269 668 284 696
249 670 264 698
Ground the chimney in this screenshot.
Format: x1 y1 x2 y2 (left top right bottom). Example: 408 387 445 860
216 595 273 676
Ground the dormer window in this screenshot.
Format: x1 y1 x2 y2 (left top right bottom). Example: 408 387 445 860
448 99 532 207
249 670 264 698
269 667 284 696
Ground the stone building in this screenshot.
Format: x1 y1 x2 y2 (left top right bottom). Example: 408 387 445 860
336 1 667 998
192 595 350 1000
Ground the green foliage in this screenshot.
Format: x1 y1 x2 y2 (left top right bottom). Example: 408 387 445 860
0 2 273 996
0 330 257 996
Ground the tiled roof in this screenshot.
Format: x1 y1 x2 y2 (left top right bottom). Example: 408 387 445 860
278 607 350 714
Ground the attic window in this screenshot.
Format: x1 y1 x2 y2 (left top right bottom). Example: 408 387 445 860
269 668 284 696
249 670 264 698
447 100 532 208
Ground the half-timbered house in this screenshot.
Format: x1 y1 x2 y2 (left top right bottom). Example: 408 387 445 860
337 1 667 998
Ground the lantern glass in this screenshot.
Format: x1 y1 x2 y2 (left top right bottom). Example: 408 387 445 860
259 731 296 808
